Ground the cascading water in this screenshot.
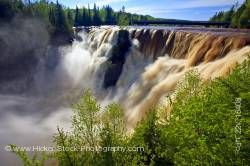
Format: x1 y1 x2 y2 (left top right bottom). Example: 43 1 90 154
0 26 250 165
84 27 250 128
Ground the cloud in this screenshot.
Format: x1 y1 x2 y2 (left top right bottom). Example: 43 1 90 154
77 0 129 8
126 7 173 15
127 5 232 15
176 0 243 9
94 0 128 6
126 0 244 19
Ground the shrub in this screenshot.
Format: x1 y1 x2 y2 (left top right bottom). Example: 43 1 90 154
11 60 250 165
160 60 250 165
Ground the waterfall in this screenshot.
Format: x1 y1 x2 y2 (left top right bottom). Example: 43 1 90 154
0 26 249 164
81 27 250 128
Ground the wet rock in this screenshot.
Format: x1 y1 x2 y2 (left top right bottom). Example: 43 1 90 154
103 30 131 88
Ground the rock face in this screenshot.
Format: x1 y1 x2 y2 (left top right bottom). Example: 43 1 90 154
103 30 131 88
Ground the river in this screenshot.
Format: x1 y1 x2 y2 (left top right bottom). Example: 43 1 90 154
0 26 250 165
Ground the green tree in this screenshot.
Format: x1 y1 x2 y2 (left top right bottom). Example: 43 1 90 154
66 9 74 26
239 0 250 28
81 7 87 26
232 3 246 27
87 4 92 26
224 6 235 22
92 3 102 26
117 12 129 26
104 5 114 24
54 0 70 33
10 60 250 165
211 0 250 29
74 6 81 26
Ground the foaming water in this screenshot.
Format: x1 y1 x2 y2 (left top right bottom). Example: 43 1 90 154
87 27 250 128
0 27 249 165
123 47 250 128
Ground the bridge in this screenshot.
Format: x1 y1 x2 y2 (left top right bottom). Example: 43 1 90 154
131 20 230 27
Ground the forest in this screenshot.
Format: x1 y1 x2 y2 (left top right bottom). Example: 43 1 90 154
1 0 250 39
0 0 155 38
210 0 250 28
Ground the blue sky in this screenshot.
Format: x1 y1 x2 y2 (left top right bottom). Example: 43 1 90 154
53 0 244 20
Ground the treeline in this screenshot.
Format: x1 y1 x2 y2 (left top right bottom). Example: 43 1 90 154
0 0 72 38
210 0 250 28
73 4 154 27
0 0 155 37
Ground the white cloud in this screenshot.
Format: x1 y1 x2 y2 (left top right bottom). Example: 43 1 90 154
126 7 175 15
94 0 128 6
77 0 129 8
178 0 244 9
126 0 244 15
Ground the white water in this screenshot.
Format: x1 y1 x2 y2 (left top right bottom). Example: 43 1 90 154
0 27 249 165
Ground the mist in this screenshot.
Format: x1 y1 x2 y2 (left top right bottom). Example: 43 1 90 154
0 23 250 165
0 18 92 165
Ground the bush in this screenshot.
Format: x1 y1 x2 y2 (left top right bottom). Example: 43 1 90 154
160 60 250 165
11 60 250 165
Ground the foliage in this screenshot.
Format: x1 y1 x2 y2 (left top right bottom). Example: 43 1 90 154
117 12 130 26
53 90 128 165
210 0 250 28
11 60 250 165
72 3 155 27
0 0 157 38
0 0 73 37
9 144 49 166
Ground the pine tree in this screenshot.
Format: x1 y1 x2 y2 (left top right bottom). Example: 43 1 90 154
211 0 250 28
74 6 80 26
93 3 102 26
87 4 92 25
122 6 125 13
55 0 70 33
224 6 235 22
49 6 56 26
105 5 114 24
81 7 87 26
66 9 73 26
239 1 250 28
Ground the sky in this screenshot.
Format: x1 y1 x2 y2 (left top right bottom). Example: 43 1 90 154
53 0 245 21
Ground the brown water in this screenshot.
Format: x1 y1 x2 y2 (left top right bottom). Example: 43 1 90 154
0 26 250 165
88 26 250 128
